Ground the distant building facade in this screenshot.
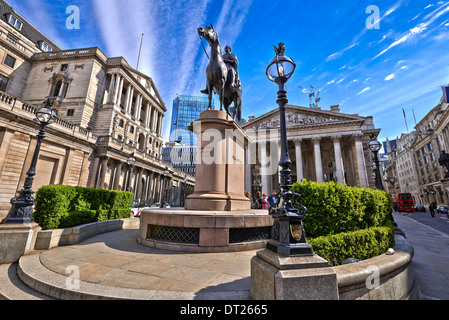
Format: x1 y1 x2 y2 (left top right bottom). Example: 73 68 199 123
0 1 193 220
384 86 449 208
169 95 218 144
164 95 218 176
242 104 381 197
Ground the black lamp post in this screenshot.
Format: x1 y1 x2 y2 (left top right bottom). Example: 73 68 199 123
368 135 384 191
265 43 313 256
4 98 56 224
126 153 136 192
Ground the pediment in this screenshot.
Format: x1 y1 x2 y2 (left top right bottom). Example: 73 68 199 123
242 104 365 131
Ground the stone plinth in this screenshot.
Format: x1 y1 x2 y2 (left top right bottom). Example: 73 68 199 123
0 222 41 264
185 110 251 211
251 249 339 300
139 208 274 253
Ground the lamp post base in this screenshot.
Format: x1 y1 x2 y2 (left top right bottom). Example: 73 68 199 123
251 248 339 300
266 240 313 256
2 190 35 225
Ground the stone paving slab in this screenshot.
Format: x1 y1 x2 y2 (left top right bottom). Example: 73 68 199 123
32 227 255 299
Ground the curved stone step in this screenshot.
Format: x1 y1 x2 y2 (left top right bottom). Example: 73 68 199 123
17 253 250 300
0 261 54 300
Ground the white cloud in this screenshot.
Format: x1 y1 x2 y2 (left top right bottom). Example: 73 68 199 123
357 87 371 95
372 1 449 60
385 74 396 81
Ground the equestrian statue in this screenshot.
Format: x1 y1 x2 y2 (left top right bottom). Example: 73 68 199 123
197 24 242 122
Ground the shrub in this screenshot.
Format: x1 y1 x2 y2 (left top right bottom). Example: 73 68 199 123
309 223 395 266
34 185 133 230
290 180 394 265
291 180 392 238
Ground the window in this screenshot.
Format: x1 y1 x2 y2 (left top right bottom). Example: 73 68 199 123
130 126 134 134
8 15 22 30
67 109 75 117
61 64 68 71
4 54 16 68
119 119 124 128
0 75 8 92
52 80 63 97
41 42 52 52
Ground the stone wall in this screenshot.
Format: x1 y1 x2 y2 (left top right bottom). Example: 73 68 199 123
334 235 418 300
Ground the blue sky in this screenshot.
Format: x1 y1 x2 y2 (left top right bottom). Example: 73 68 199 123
7 0 449 147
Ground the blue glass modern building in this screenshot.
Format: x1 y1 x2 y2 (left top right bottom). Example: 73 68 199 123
164 95 218 176
169 95 219 144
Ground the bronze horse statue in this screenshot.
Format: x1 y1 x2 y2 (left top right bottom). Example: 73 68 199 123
197 25 242 122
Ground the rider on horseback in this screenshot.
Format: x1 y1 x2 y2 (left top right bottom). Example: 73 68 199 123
201 45 240 94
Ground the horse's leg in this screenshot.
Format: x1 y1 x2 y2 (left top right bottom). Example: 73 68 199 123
208 83 212 110
220 86 224 112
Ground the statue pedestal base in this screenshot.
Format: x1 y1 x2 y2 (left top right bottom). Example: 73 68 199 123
138 208 273 253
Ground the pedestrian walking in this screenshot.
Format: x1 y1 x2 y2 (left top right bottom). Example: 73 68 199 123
267 190 277 209
254 191 262 209
261 193 268 210
429 204 435 218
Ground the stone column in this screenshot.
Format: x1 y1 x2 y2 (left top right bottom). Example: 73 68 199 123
313 137 324 183
115 75 124 107
293 138 304 182
136 167 144 200
245 145 252 193
124 85 132 114
332 135 345 185
112 73 121 105
107 73 116 104
354 135 369 188
146 171 154 202
145 103 151 128
89 156 100 188
128 87 135 115
113 161 122 190
96 157 109 189
158 114 164 137
260 141 270 196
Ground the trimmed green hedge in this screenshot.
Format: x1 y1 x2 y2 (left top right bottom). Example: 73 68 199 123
291 180 394 265
291 180 392 238
308 224 394 266
33 185 134 230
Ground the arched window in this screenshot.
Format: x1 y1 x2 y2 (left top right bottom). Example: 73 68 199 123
130 126 134 134
52 80 62 97
119 119 124 128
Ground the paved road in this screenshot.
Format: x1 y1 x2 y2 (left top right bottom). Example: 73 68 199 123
393 212 449 300
402 210 449 236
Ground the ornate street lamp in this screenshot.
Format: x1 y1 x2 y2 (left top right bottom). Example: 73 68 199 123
4 98 56 224
265 43 313 256
126 152 136 192
368 135 384 191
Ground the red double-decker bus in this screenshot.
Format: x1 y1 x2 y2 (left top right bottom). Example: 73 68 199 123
398 193 414 212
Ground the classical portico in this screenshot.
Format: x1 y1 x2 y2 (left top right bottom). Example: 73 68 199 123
243 104 379 196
